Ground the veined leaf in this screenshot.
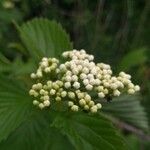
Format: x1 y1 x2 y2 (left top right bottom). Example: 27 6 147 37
0 110 75 150
18 18 73 61
0 75 32 142
102 95 149 130
51 112 128 150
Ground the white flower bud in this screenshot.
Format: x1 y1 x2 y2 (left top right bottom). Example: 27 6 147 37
90 106 97 113
82 67 89 74
65 75 72 82
68 101 74 107
61 91 67 97
71 105 79 112
84 105 89 110
55 96 61 101
73 82 80 89
72 75 78 82
89 101 95 107
29 89 35 95
96 103 102 109
80 73 87 79
128 89 135 94
43 95 49 101
64 82 71 89
39 103 44 109
30 73 36 79
50 89 56 95
33 100 39 106
98 92 105 98
44 100 50 106
77 92 84 99
68 92 75 99
86 84 93 91
83 79 89 86
134 85 140 91
79 99 86 106
113 90 121 96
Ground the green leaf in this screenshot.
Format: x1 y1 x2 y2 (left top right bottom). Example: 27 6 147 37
0 75 32 142
18 18 73 61
0 110 75 150
117 48 147 71
51 112 128 150
102 95 149 130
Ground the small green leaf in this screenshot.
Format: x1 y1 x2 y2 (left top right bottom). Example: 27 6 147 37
102 95 149 130
51 112 128 150
18 18 73 61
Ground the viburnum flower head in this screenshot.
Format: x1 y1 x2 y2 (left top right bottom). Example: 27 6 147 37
29 49 140 113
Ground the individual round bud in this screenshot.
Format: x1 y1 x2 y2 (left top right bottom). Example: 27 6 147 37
43 95 49 101
83 79 89 86
68 101 74 107
68 92 75 99
64 82 71 89
90 106 98 113
55 96 61 101
85 94 91 102
86 84 93 91
33 92 39 97
128 89 135 94
82 67 89 74
65 75 72 82
37 83 43 89
33 100 39 106
89 101 95 107
61 91 67 97
44 100 50 106
50 89 56 95
39 103 44 109
71 105 79 112
29 89 35 95
96 103 102 109
84 105 89 110
80 73 87 80
79 99 86 106
110 83 118 90
72 75 78 82
103 89 109 94
77 92 84 99
73 82 80 89
44 67 51 73
134 85 140 91
30 73 36 79
113 90 121 96
128 83 134 89
98 92 105 98
36 71 42 78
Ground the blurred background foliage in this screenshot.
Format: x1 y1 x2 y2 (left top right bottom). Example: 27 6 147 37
0 0 149 149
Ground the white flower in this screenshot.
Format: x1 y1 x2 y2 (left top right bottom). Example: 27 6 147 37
44 100 50 106
98 92 105 98
68 92 75 99
64 82 71 89
33 100 39 105
73 82 80 89
71 105 79 111
82 67 89 74
79 99 86 106
83 79 89 86
90 106 97 113
80 73 87 79
128 89 135 94
39 103 44 109
30 73 36 79
86 84 93 91
96 103 102 109
61 91 67 97
113 90 121 96
134 85 140 91
55 96 61 101
68 101 74 107
50 89 56 95
72 75 78 81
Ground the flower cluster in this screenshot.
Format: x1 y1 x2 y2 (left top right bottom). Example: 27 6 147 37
29 49 140 113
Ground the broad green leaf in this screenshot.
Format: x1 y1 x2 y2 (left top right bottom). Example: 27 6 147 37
117 48 147 71
18 18 73 61
0 110 75 150
51 112 128 150
102 95 149 130
0 75 32 142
